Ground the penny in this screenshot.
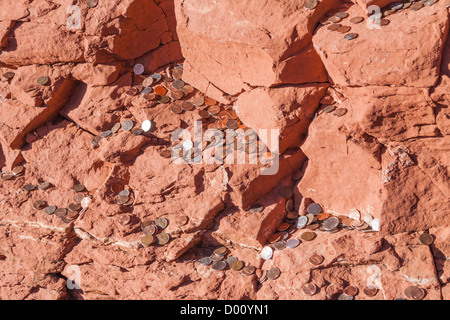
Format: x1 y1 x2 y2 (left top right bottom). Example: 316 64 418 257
335 12 349 19
334 108 348 117
68 203 81 212
192 97 205 107
327 16 342 23
208 105 221 115
323 217 340 231
205 98 217 106
307 203 322 215
126 87 138 96
156 232 170 245
261 246 273 260
344 285 359 296
355 222 370 230
301 231 315 241
87 0 98 8
363 286 378 297
226 119 239 130
279 186 293 198
409 287 426 300
176 215 189 227
155 217 168 229
141 235 155 246
317 213 330 220
242 266 256 276
122 120 134 131
143 225 158 235
1 174 14 181
277 223 290 232
198 109 209 119
322 105 336 113
198 257 213 266
286 238 300 248
249 204 264 213
285 199 294 213
3 72 15 80
327 23 341 31
230 260 244 271
214 246 227 256
44 205 57 215
23 184 36 191
66 210 79 220
297 216 308 229
160 149 172 158
211 254 224 262
170 103 183 114
266 267 280 280
154 86 167 96
144 93 158 102
419 233 434 245
309 254 324 265
182 85 194 94
33 200 46 210
304 0 318 10
181 101 195 111
12 166 24 176
342 217 353 227
344 33 358 40
118 214 131 226
390 1 404 10
303 283 317 296
410 2 424 10
159 95 170 104
212 261 226 271
72 184 85 193
141 220 156 231
169 90 184 100
380 19 390 26
350 16 364 24
54 208 67 218
37 76 49 85
274 241 287 251
337 25 351 33
268 233 282 243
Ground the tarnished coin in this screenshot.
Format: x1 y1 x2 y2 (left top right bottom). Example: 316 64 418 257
297 216 308 229
171 80 185 90
156 232 170 245
43 205 56 215
126 87 138 96
286 238 300 248
301 231 315 241
37 76 49 85
101 130 112 138
230 260 244 271
160 149 172 158
72 184 85 193
169 90 184 100
182 101 195 111
409 286 426 300
144 93 158 102
242 266 256 276
304 0 318 10
66 210 79 220
335 12 349 19
309 254 324 265
176 215 189 227
303 283 317 296
54 208 67 218
338 293 354 300
142 76 154 87
170 103 183 114
1 174 14 181
344 285 359 296
172 68 183 80
410 2 424 10
212 261 227 271
334 108 348 117
12 166 24 176
327 16 342 23
261 246 273 260
267 267 281 280
285 198 294 212
33 200 46 210
122 120 134 131
277 223 290 232
323 217 340 231
68 203 81 212
350 16 364 24
274 241 287 251
317 213 330 221
249 204 264 213
198 109 210 119
87 0 98 8
111 123 121 134
118 214 131 226
208 105 221 116
279 186 293 198
192 97 205 107
133 63 144 75
23 184 36 191
380 19 390 26
306 214 315 225
92 135 102 147
344 33 358 40
225 256 237 266
198 257 213 266
159 95 170 104
419 233 434 245
141 235 155 246
143 225 158 235
363 286 379 297
155 217 168 229
214 246 227 256
307 203 322 215
226 119 239 130
322 105 336 113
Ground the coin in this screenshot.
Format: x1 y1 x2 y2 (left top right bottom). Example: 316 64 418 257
419 233 434 245
327 16 342 23
371 218 380 231
12 166 24 176
309 254 324 265
140 120 151 132
3 71 15 80
23 184 36 191
213 247 227 256
274 241 287 251
211 261 226 271
286 238 300 248
350 16 364 24
204 98 217 106
101 130 112 137
285 198 294 213
327 23 341 31
268 233 282 243
304 0 318 10
54 208 67 218
92 135 102 147
111 123 121 134
176 215 189 226
323 217 339 231
198 257 213 266
143 225 158 235
172 68 183 80
230 260 244 271
154 86 167 96
317 213 330 220
37 76 49 85
117 195 129 205
208 105 221 115
144 93 158 102
133 64 144 75
303 283 317 296
261 246 273 260
66 210 79 220
344 33 358 40
142 235 155 246
277 223 290 232
242 266 256 276
307 203 322 216
297 216 308 229
390 1 403 9
301 231 315 241
344 285 359 296
226 119 239 130
156 232 170 245
181 101 195 111
337 25 351 33
72 184 85 192
170 103 183 114
409 287 426 300
192 97 205 107
322 105 336 113
155 217 168 229
159 95 170 104
169 90 184 100
380 19 390 26
122 120 134 131
249 204 264 213
141 220 156 231
160 149 172 158
267 267 281 280
410 2 424 10
126 87 138 96
363 286 378 297
142 76 154 87
335 12 349 19
118 214 131 226
33 200 46 210
338 293 353 300
197 109 209 119
279 186 293 198
87 0 98 8
1 174 14 181
151 73 162 83
68 203 81 212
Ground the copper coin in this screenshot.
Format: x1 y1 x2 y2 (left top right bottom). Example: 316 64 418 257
409 287 426 300
285 198 295 213
68 203 81 212
327 23 341 31
159 95 170 104
212 261 226 271
279 186 293 198
205 98 217 106
12 166 24 176
317 213 330 220
198 109 210 119
154 86 167 96
242 266 256 276
143 225 158 235
176 215 189 227
214 246 227 256
181 101 195 111
172 80 185 90
320 95 335 105
304 0 318 10
208 105 221 115
172 68 183 80
410 3 424 10
66 210 79 220
142 235 155 246
307 203 322 215
170 103 183 114
192 97 205 107
276 223 290 232
344 33 358 40
419 233 434 245
230 260 244 271
363 286 379 297
337 25 351 33
160 149 172 158
37 76 49 85
327 16 342 23
126 87 138 96
342 217 353 227
226 119 239 130
334 108 348 117
170 90 184 100
424 0 437 6
309 254 324 265
141 220 155 230
182 85 194 94
403 1 413 9
335 12 349 19
380 19 390 26
118 214 131 226
23 184 36 191
267 267 281 280
350 16 364 24
301 232 316 241
44 205 57 215
33 200 46 210
1 174 14 181
122 120 134 131
268 233 282 243
54 208 67 218
144 93 158 101
344 285 359 296
156 232 170 245
303 283 317 296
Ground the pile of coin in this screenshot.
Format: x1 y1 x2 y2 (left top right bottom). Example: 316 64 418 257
140 217 171 246
115 188 135 206
1 165 26 181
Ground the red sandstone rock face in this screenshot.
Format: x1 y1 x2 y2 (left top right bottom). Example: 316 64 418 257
0 0 449 301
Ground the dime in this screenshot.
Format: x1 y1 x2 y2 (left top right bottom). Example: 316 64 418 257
301 231 315 241
37 76 49 85
155 217 168 229
279 186 293 198
267 267 281 280
230 260 244 271
170 103 183 114
133 64 144 75
306 214 315 225
304 0 318 10
419 233 434 245
150 73 162 82
117 195 129 205
72 184 85 193
348 209 360 220
309 254 324 265
142 76 154 87
286 238 300 248
363 286 378 297
297 216 308 229
122 120 134 131
118 214 131 226
303 283 317 296
344 33 358 40
371 218 380 231
350 16 364 24
249 204 264 213
307 203 322 215
176 215 189 227
242 266 256 276
23 184 36 191
141 235 155 246
169 90 184 100
198 257 213 266
261 246 273 260
343 285 359 296
334 108 348 117
323 217 339 231
212 261 226 271
33 200 47 210
172 68 183 80
181 101 195 111
156 232 170 245
363 214 374 225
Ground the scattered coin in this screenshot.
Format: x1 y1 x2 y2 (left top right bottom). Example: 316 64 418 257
12 166 24 176
344 33 358 40
226 119 239 130
118 214 131 226
274 241 287 251
142 235 155 246
54 208 67 218
327 16 342 23
143 225 158 235
335 12 349 19
208 105 221 115
159 95 170 104
160 149 172 158
323 217 340 231
303 283 317 296
198 109 210 119
338 293 354 300
154 86 167 96
307 203 322 215
142 76 154 87
249 204 264 213
261 246 273 260
309 254 324 265
344 285 359 296
172 68 183 80
410 2 424 10
66 210 79 220
363 286 379 297
126 87 138 96
277 223 290 232
155 217 168 229
306 214 315 225
150 73 162 83
181 101 195 111
350 16 364 24
117 195 129 205
327 23 342 31
363 214 374 225
86 0 98 8
192 97 205 107
205 98 217 106
68 203 81 212
144 93 158 102
337 25 351 33
101 130 112 138
23 184 36 191
286 238 300 248
33 200 46 210
214 246 227 256
176 215 189 227
380 18 390 26
372 218 380 231
267 267 281 280
212 261 227 271
268 233 282 243
317 213 330 220
92 135 102 147
304 0 318 10
419 233 434 245
169 90 184 100
111 123 121 134
389 1 403 10
297 216 308 229
301 231 316 241
409 286 426 300
322 105 336 113
122 120 134 131
170 103 183 114
43 205 56 215
37 76 49 85
242 266 256 276
72 184 85 193
230 260 244 271
198 257 213 266
334 108 348 117
156 232 170 245
133 64 144 75
1 174 14 181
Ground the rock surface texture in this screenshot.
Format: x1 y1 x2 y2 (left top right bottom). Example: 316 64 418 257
0 0 448 300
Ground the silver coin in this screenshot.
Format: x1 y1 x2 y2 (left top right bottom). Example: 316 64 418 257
122 120 134 131
297 216 308 229
274 240 287 251
372 218 380 231
226 256 238 265
92 135 102 147
150 73 162 82
364 214 374 225
286 238 300 248
211 261 226 271
338 293 354 300
261 246 273 260
323 217 339 231
198 257 213 266
389 1 403 9
118 189 130 197
101 130 112 137
307 203 322 215
133 63 144 75
140 87 152 95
